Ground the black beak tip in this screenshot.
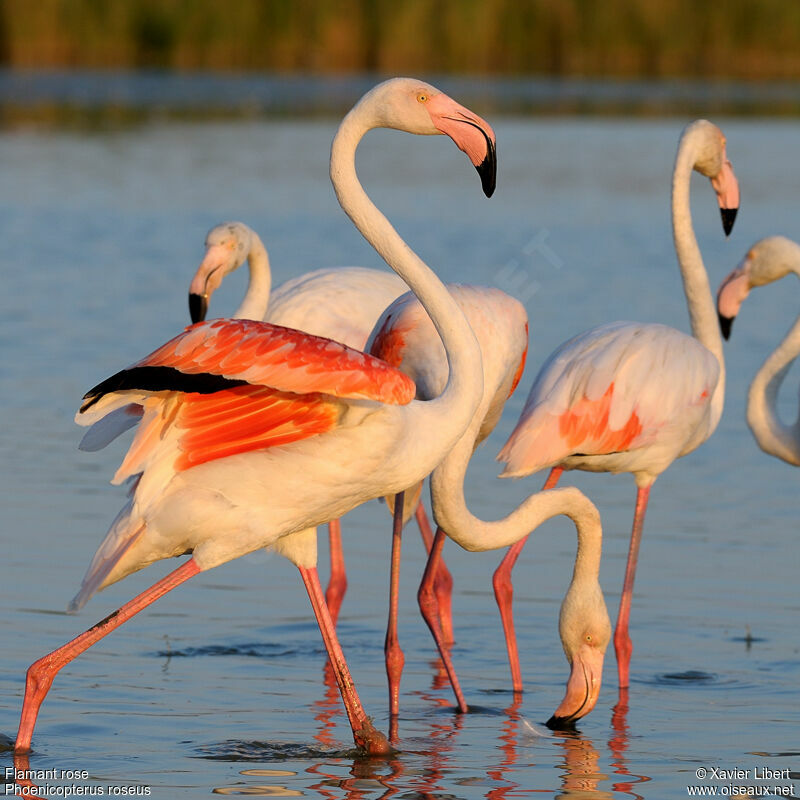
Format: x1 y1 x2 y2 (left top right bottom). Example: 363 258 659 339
476 138 497 198
721 207 738 237
189 293 208 324
718 313 734 340
546 714 578 731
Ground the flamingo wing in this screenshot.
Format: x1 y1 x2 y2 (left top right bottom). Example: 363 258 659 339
498 321 719 477
81 318 416 414
110 384 345 483
369 285 528 404
78 319 416 482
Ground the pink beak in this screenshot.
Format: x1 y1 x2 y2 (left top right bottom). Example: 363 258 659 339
716 260 751 340
711 147 740 236
188 244 230 323
547 644 605 729
425 94 497 197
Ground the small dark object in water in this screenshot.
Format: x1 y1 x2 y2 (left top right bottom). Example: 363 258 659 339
659 670 716 684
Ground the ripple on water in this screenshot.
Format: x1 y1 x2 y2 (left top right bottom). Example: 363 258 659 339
152 642 298 659
195 740 351 762
657 670 718 684
0 733 14 751
212 787 303 796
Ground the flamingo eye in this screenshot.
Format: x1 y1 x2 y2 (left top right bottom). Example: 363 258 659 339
585 634 592 642
417 93 428 103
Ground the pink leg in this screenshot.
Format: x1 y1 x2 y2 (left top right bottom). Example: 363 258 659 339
614 485 651 690
492 467 562 693
415 504 455 646
385 492 405 723
417 526 468 713
15 558 200 753
297 564 391 755
324 518 347 627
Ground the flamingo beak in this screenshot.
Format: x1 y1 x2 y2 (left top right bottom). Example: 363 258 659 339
426 95 497 197
718 312 734 341
721 207 738 238
710 149 740 237
189 292 208 323
475 135 497 198
716 260 751 340
188 244 231 323
546 643 605 730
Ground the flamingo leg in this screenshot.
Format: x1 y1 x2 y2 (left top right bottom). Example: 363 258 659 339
415 503 455 646
324 518 347 627
614 485 651 690
492 466 563 693
15 557 200 754
417 526 468 713
385 491 405 723
297 564 391 755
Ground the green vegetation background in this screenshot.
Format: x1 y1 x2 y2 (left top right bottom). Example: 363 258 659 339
2 0 799 78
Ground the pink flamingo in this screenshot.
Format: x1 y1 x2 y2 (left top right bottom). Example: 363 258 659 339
368 284 528 716
370 286 612 726
187 222 415 624
493 119 740 692
718 235 800 464
14 77 495 756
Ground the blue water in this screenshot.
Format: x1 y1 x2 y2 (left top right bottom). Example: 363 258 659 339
1 105 799 798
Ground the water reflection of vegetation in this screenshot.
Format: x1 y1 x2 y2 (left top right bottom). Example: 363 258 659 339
2 76 800 133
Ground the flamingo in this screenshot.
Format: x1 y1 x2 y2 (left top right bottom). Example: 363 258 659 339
369 285 612 726
367 284 528 716
13 77 496 757
493 119 740 692
717 235 800 464
187 222 413 624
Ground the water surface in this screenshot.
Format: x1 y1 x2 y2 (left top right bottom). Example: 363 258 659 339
1 114 799 797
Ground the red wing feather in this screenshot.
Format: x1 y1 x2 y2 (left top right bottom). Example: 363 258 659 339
175 384 341 471
369 313 413 368
558 383 643 454
137 319 415 404
507 323 529 399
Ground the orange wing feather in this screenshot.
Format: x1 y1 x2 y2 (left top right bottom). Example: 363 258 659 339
558 383 643 454
368 313 413 368
137 319 415 405
174 385 340 471
507 323 529 399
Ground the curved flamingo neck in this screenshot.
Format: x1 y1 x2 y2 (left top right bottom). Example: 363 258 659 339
430 413 602 586
672 134 726 431
234 231 272 321
747 311 800 465
330 105 483 447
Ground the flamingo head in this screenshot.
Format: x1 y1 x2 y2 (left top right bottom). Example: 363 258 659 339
685 120 740 236
355 78 496 197
189 222 252 322
546 578 611 730
717 236 800 339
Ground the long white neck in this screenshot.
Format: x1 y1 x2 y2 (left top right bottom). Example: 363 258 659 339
234 231 272 320
430 419 602 589
330 108 483 451
672 137 726 433
747 314 800 465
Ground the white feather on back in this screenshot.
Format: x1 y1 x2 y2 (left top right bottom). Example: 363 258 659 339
500 321 720 476
268 267 407 348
